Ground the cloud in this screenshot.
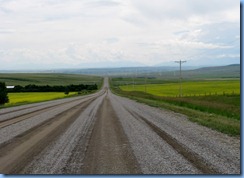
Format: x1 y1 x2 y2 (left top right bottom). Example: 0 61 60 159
130 0 239 22
0 28 16 33
84 0 121 8
104 37 119 44
0 0 240 69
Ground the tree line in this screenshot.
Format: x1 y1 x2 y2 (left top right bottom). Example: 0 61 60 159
7 83 98 93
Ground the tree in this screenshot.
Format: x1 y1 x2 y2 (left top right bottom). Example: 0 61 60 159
64 87 69 95
0 82 9 105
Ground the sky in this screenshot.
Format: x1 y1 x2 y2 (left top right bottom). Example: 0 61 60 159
0 0 240 70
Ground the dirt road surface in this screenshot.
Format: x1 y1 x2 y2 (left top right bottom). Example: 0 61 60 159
0 78 240 174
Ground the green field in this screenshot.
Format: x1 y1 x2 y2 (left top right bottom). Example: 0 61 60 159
0 73 103 86
4 92 78 107
120 80 240 97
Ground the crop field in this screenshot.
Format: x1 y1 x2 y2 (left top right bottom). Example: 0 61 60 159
120 80 240 97
0 73 103 86
4 92 77 107
0 73 103 108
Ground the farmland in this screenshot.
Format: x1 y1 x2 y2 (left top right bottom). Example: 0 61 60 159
120 80 240 97
0 73 103 108
4 92 77 107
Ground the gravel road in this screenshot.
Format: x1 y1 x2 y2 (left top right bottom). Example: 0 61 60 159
0 78 240 174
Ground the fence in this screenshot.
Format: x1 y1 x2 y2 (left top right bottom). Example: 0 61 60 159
176 91 240 97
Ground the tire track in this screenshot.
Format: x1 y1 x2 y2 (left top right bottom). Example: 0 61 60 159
21 92 106 174
0 103 47 115
79 95 141 174
0 97 97 174
0 90 106 123
124 108 219 174
0 91 107 146
0 94 101 129
113 92 241 174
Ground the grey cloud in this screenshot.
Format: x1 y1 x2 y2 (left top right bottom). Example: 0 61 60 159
122 16 146 27
0 6 11 14
174 30 190 36
105 37 119 44
85 0 121 8
136 42 161 49
131 0 239 21
0 0 239 70
197 22 240 45
0 28 16 33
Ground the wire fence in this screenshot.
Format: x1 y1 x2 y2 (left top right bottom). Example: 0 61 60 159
176 91 240 97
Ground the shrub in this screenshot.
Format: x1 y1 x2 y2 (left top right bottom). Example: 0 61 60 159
0 82 9 105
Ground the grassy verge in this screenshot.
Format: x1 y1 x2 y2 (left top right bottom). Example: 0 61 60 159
161 95 240 120
110 81 240 136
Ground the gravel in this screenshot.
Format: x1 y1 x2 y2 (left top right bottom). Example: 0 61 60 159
0 93 99 121
110 91 200 174
109 91 240 174
22 94 105 174
0 96 96 145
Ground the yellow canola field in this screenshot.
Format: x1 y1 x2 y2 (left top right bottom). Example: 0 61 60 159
120 80 240 97
6 92 77 106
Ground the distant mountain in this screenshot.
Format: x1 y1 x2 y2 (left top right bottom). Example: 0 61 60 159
155 58 240 68
46 66 186 76
192 64 240 72
182 64 240 79
0 64 240 79
77 60 146 69
57 64 240 78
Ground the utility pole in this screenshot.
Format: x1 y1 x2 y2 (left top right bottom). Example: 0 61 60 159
135 69 137 86
175 60 186 97
144 73 147 93
132 70 135 90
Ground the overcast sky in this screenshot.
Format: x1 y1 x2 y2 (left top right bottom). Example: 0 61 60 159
0 0 240 70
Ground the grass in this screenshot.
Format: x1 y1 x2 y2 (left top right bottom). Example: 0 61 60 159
162 95 240 120
110 79 240 136
132 96 240 136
